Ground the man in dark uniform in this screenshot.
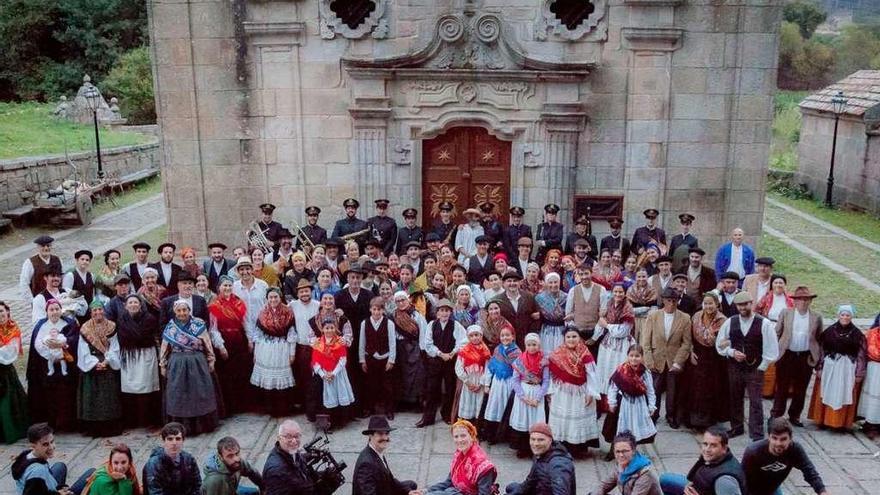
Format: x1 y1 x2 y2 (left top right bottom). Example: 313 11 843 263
331 198 370 249
395 208 424 255
503 206 532 259
564 215 598 259
297 205 328 251
479 202 503 252
432 201 458 248
535 203 564 264
600 217 631 261
669 213 699 271
631 208 666 255
255 203 285 247
368 199 397 257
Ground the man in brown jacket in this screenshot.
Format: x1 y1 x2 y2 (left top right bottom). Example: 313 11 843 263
640 288 692 428
771 286 823 427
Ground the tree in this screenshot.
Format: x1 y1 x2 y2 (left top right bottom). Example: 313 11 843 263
777 21 835 90
834 24 880 79
102 46 155 124
783 0 828 39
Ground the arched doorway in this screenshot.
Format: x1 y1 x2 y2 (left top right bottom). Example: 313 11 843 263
421 127 512 230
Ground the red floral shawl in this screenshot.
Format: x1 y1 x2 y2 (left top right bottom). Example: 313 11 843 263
311 335 347 372
0 319 22 355
606 298 635 325
459 341 490 369
208 295 247 332
451 444 495 495
610 362 648 397
258 302 295 338
548 341 594 386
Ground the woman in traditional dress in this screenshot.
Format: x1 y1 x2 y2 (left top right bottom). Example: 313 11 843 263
480 300 512 352
547 327 600 458
282 252 315 301
481 326 520 444
540 249 564 280
595 283 636 399
81 444 142 495
378 279 397 317
808 304 867 431
859 324 880 438
77 300 123 437
137 268 166 318
393 291 427 412
523 262 542 295
438 246 457 283
388 253 402 283
251 288 296 416
509 333 550 457
454 325 490 422
313 267 340 301
0 302 28 443
593 249 624 290
420 419 497 495
251 246 280 289
603 344 656 456
639 244 661 277
425 272 449 317
195 274 216 305
208 275 252 415
311 317 355 429
561 255 577 292
535 273 567 355
27 298 79 430
309 293 354 346
447 266 486 309
160 299 219 435
452 285 480 329
687 292 729 430
626 268 656 342
620 254 638 290
94 249 122 303
180 247 201 279
755 274 794 398
336 241 361 278
116 294 161 429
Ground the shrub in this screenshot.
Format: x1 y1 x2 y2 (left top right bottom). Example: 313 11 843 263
101 46 155 124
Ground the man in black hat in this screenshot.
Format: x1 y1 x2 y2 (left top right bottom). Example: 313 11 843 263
158 272 208 329
465 235 492 285
669 213 699 270
744 257 776 307
255 203 285 246
424 232 443 257
503 206 533 259
535 203 563 264
671 273 698 316
564 215 597 259
103 273 131 323
395 208 424 255
600 217 631 261
479 203 503 251
335 265 373 412
364 239 385 265
332 198 370 249
352 416 418 495
19 235 62 302
323 237 343 272
31 268 75 323
368 199 397 257
418 299 467 427
298 206 328 251
432 201 458 247
269 229 295 266
124 241 152 291
649 255 675 296
632 208 666 255
675 247 716 300
496 272 540 350
150 243 182 296
62 249 95 305
201 242 235 292
718 271 742 317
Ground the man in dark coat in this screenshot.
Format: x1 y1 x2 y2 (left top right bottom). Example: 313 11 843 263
431 201 458 248
352 416 417 495
368 199 397 257
675 247 717 300
505 423 576 495
158 272 209 329
335 266 373 410
564 215 597 258
535 203 563 264
332 198 370 249
495 272 540 349
669 213 699 271
299 206 328 251
201 242 235 293
479 202 504 252
261 419 315 495
142 422 202 495
600 217 631 262
503 206 532 259
149 242 182 296
395 208 424 255
631 208 666 255
254 203 285 246
657 427 746 495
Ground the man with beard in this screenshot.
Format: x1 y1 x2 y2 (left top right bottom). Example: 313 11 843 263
19 235 62 302
454 208 485 263
741 418 827 495
352 416 418 495
158 272 209 329
202 242 235 292
202 436 263 495
675 248 716 300
659 427 746 495
332 198 370 250
261 419 316 494
150 243 182 296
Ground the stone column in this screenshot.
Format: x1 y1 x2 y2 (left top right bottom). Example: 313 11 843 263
544 118 582 221
350 111 390 206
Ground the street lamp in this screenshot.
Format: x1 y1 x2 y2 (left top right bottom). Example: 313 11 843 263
82 79 104 179
824 90 847 207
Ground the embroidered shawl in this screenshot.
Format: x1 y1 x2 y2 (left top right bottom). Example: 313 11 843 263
450 444 495 495
610 362 648 397
80 317 116 355
257 302 294 338
208 295 247 331
548 340 594 386
487 342 521 380
0 319 22 355
311 335 347 371
163 318 207 352
459 341 490 369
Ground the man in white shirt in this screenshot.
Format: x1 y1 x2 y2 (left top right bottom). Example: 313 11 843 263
454 208 485 263
714 228 755 285
123 241 151 291
289 278 320 416
743 257 775 308
417 299 467 427
19 235 62 303
231 257 269 342
716 291 779 440
61 249 95 305
359 297 398 419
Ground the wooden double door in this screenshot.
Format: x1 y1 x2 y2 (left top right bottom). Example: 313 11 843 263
421 127 512 229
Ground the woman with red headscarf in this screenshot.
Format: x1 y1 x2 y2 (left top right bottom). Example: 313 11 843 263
417 419 497 495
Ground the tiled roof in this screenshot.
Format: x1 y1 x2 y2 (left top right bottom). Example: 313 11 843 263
800 70 880 117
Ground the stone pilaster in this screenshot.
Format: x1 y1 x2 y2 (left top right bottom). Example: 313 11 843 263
542 109 585 222
350 108 391 208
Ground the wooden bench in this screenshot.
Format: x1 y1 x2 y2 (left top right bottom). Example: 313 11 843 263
115 168 160 188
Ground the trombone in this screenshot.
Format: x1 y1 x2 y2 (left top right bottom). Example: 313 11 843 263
290 218 316 262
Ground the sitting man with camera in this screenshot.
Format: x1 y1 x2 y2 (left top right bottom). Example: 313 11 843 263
352 416 418 495
262 419 317 495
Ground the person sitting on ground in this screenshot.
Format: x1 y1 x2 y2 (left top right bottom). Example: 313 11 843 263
352 415 418 495
261 419 316 495
202 436 262 495
741 418 827 495
416 419 497 495
142 422 201 495
12 423 71 495
80 444 141 495
658 426 745 495
505 422 576 495
592 431 661 495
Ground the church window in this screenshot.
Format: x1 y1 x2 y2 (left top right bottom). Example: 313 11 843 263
329 0 377 29
549 0 596 31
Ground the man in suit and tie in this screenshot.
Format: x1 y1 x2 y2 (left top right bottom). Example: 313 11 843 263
352 416 418 495
158 272 209 329
641 287 693 429
503 206 532 259
150 242 182 296
201 242 235 292
495 272 540 349
771 286 823 427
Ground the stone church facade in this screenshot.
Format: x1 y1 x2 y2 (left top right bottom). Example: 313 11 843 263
148 0 780 252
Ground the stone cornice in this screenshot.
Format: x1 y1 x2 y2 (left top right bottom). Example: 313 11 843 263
346 68 589 82
621 27 684 52
242 21 305 46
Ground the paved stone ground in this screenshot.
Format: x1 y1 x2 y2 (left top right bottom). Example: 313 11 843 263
1 194 879 494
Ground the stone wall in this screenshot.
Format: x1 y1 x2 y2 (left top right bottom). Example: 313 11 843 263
0 143 160 212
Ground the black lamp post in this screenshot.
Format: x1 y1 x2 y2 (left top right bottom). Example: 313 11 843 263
824 90 847 208
83 81 104 179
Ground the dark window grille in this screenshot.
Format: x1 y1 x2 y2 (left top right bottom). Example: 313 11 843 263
330 0 377 30
549 0 596 31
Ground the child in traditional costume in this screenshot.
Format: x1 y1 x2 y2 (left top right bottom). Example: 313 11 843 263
481 326 521 444
358 297 396 418
547 327 601 457
509 333 549 457
311 318 355 429
603 344 657 459
454 325 490 423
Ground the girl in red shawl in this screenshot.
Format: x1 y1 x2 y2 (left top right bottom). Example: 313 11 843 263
603 344 657 454
252 288 296 416
547 327 601 457
208 275 251 415
454 325 491 422
420 419 497 495
310 318 354 429
509 333 550 457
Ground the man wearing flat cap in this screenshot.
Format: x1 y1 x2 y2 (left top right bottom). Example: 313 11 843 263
255 203 285 246
352 416 417 495
503 206 533 259
124 241 152 291
632 208 666 256
744 257 776 308
564 215 597 260
395 208 423 256
716 291 779 440
675 247 716 300
600 217 631 262
201 242 235 292
332 198 370 249
718 271 742 317
368 199 397 257
669 213 699 271
431 201 458 248
62 249 95 305
298 206 328 251
648 255 675 297
19 235 62 302
535 204 563 264
150 243 182 296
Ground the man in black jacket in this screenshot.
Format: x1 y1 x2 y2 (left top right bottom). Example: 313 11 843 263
262 419 316 495
142 422 201 495
505 422 576 495
741 418 827 495
352 416 417 495
658 427 746 495
158 272 208 329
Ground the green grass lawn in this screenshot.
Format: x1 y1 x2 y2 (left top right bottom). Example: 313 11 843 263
0 101 154 160
769 191 880 242
769 90 808 172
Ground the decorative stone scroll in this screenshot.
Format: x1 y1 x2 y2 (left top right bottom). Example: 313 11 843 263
319 0 388 40
535 0 608 42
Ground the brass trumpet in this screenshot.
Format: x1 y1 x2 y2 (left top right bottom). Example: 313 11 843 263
247 221 273 254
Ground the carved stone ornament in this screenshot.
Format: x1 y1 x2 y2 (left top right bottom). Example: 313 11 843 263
391 140 412 165
535 0 607 42
319 0 389 40
401 80 536 113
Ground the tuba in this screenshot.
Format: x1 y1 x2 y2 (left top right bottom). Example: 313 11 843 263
247 221 272 254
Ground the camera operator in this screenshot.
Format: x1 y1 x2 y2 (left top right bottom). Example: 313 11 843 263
262 419 316 495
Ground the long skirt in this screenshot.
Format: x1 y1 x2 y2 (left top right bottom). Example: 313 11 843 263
395 338 425 406
165 351 218 435
121 392 161 429
215 330 254 414
596 336 635 395
808 373 862 429
688 343 730 428
316 369 355 409
547 381 599 446
484 375 514 422
77 369 122 436
251 337 295 390
858 361 880 423
120 347 160 394
509 382 547 432
456 380 485 420
762 363 777 399
819 355 856 410
540 324 565 355
602 393 656 443
0 364 28 443
28 364 77 432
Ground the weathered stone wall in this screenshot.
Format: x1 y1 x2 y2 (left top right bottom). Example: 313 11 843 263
149 0 780 253
0 143 160 212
